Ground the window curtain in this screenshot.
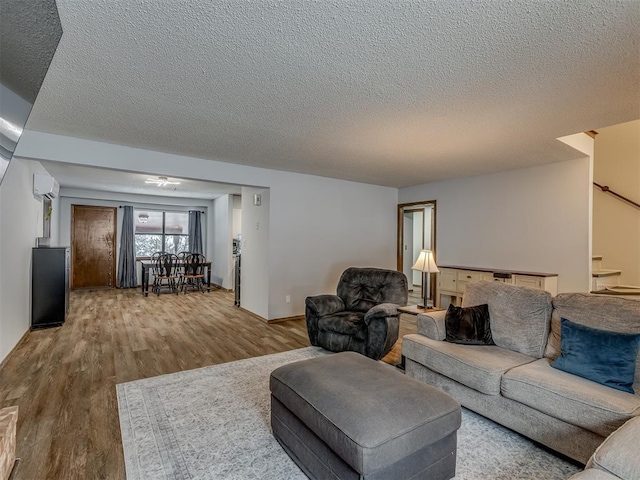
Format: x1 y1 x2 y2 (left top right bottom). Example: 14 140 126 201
117 205 137 288
188 210 203 255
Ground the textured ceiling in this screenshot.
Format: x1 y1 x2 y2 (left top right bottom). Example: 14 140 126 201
0 0 62 102
26 0 640 188
39 161 242 200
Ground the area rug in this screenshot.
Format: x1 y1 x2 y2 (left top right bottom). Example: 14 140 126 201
117 347 581 479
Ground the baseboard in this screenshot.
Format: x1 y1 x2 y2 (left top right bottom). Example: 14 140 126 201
0 328 30 373
267 315 305 324
238 307 269 323
237 308 304 324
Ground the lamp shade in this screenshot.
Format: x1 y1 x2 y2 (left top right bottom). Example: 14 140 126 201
411 250 439 273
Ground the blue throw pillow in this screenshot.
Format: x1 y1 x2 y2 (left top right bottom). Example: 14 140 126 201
552 318 640 394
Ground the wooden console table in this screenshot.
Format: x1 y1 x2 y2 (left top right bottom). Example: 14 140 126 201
438 265 558 307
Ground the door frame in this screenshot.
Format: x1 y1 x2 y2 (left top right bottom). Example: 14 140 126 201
397 200 437 302
70 205 117 289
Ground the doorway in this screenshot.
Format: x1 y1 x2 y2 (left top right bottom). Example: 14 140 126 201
71 205 117 289
397 201 437 306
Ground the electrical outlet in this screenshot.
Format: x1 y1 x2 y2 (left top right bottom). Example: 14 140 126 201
255 221 260 230
285 295 291 303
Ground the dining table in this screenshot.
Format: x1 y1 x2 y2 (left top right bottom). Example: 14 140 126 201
139 259 212 296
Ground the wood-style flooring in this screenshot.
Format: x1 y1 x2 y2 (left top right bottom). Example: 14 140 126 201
0 288 417 480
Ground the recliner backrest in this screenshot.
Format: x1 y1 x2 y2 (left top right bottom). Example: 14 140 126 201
337 267 408 312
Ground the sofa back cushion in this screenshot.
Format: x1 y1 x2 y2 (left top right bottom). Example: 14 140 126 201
545 292 640 386
337 267 408 312
462 281 553 358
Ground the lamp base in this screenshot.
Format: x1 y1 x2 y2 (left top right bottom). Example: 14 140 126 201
417 303 434 310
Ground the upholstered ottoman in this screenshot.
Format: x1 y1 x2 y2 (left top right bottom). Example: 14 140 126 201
270 352 461 480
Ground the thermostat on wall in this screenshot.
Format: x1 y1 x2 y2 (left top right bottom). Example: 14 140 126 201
253 193 261 206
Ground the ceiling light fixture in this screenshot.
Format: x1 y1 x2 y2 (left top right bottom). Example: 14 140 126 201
145 176 180 187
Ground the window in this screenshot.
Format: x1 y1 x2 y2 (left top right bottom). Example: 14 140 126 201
135 210 189 257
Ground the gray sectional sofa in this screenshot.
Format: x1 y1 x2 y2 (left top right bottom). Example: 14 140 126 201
570 415 640 479
402 281 640 465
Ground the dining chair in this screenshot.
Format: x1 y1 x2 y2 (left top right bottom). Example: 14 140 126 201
149 251 164 291
181 253 206 293
153 253 179 295
176 251 190 284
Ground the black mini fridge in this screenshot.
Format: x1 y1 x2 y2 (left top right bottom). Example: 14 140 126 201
31 247 70 328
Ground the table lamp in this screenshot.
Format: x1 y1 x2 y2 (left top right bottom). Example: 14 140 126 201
411 249 439 308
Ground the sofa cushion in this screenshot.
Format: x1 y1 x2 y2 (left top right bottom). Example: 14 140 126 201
445 303 494 345
588 415 640 480
502 358 640 437
402 333 535 395
318 311 366 340
552 318 640 394
462 281 552 358
545 293 640 386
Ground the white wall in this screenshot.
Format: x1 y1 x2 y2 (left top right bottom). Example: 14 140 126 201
399 157 592 293
412 211 423 286
424 206 433 250
593 120 640 285
232 195 242 240
211 194 233 289
423 205 434 297
241 187 271 318
16 131 399 320
0 158 50 363
402 213 413 284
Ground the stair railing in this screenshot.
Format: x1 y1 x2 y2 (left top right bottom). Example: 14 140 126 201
593 182 640 210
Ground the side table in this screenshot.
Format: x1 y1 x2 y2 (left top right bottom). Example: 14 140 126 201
0 406 18 480
397 305 443 370
398 305 442 316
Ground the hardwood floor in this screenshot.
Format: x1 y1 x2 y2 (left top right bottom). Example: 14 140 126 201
0 288 417 480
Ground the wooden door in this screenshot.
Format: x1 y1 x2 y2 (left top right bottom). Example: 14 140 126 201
71 205 117 289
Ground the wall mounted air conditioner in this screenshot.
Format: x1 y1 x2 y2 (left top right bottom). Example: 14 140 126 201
33 173 60 199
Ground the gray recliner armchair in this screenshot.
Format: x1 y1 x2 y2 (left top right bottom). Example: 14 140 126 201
305 267 408 360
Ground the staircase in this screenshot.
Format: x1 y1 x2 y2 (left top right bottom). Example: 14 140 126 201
591 255 622 291
590 182 640 298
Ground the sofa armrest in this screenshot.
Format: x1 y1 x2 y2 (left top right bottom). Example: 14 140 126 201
568 470 619 479
417 310 447 341
305 295 345 317
587 415 640 480
305 295 346 346
364 304 401 361
364 303 399 324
